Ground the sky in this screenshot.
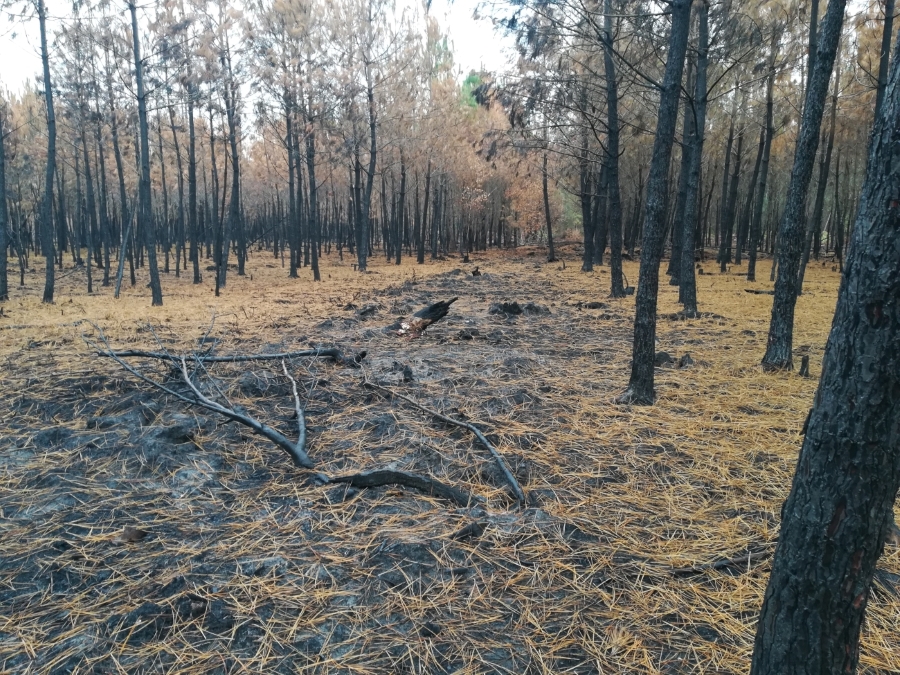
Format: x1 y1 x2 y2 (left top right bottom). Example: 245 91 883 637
0 0 515 96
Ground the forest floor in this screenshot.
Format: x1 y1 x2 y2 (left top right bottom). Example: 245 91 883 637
0 244 898 674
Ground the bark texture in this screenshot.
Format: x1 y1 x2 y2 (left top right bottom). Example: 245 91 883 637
622 0 693 404
750 26 900 673
762 0 847 369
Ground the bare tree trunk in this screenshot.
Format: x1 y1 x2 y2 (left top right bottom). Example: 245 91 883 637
748 36 779 283
306 123 321 281
622 0 693 404
604 0 625 297
750 33 900 671
679 0 709 315
799 46 840 293
129 1 162 306
875 0 895 120
0 108 7 302
542 137 556 263
38 0 56 304
668 56 694 284
417 159 430 264
762 0 847 370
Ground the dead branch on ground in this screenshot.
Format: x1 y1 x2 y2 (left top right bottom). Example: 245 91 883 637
363 378 526 506
98 347 367 368
84 324 480 507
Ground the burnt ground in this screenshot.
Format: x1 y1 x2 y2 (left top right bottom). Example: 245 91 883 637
0 249 898 673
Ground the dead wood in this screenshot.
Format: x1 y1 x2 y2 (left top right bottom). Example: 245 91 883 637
86 324 486 507
363 379 527 506
669 549 773 576
98 347 366 368
329 469 478 507
85 326 316 469
744 288 775 295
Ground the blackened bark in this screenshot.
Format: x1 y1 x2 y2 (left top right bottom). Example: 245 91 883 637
593 163 608 265
719 115 744 272
762 0 847 370
799 51 840 292
750 29 900 670
679 0 708 315
748 40 778 283
668 56 694 285
604 0 625 297
622 0 693 404
417 159 430 265
129 1 162 306
187 90 200 284
221 48 242 282
167 105 186 280
736 127 764 265
81 129 97 294
38 0 56 303
875 0 895 120
395 151 406 266
542 144 556 262
306 124 321 281
0 110 7 302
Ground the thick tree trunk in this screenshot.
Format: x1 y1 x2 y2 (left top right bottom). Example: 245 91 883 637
604 0 625 297
129 1 162 306
38 0 56 304
679 0 708 315
221 49 242 282
622 0 693 404
167 105 186 280
750 33 900 671
762 0 847 370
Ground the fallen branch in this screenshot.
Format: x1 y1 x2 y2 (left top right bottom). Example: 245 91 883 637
85 325 315 469
329 469 478 507
87 325 483 507
98 347 367 368
744 288 775 295
364 379 526 506
669 548 774 576
177 357 316 469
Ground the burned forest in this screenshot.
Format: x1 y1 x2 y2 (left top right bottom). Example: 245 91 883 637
0 0 899 673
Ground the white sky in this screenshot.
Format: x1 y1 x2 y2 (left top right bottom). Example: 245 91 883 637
0 0 515 96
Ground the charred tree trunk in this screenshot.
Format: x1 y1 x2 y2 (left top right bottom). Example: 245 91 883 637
750 34 900 671
748 38 778 283
129 1 162 306
605 0 626 297
622 0 693 404
762 0 847 370
679 0 708 315
38 0 56 303
542 140 556 263
0 109 7 302
668 56 694 285
799 49 840 293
